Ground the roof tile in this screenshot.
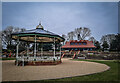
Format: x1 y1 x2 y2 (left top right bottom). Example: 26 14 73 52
62 40 96 48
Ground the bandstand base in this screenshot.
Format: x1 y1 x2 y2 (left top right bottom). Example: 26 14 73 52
15 60 62 66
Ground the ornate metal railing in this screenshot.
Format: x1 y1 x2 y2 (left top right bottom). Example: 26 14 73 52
16 56 61 61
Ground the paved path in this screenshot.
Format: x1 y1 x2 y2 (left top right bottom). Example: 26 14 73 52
2 58 110 82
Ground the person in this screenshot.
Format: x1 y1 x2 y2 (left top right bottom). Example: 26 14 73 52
6 52 8 58
13 53 15 57
9 52 12 57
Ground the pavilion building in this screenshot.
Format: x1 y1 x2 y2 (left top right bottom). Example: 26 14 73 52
11 22 65 66
62 40 96 51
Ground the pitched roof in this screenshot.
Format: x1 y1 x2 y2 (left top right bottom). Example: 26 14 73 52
62 40 96 48
11 23 65 43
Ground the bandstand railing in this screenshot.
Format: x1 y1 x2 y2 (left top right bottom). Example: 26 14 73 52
17 56 61 61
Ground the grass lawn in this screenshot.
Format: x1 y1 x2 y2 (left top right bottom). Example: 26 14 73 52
43 59 119 82
2 59 120 83
0 57 16 60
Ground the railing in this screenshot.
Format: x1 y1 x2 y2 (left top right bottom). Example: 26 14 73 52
17 56 61 61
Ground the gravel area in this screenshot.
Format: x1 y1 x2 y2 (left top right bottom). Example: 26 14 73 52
2 58 110 82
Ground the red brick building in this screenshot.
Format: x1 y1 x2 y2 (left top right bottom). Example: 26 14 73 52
62 40 96 51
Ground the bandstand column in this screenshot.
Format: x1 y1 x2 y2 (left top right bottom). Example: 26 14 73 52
16 37 19 66
34 35 37 58
41 42 43 57
42 42 43 56
41 45 42 56
27 43 29 58
60 43 61 57
41 42 43 56
54 37 55 57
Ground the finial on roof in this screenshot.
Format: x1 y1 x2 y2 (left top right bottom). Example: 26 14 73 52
36 21 44 30
39 21 41 25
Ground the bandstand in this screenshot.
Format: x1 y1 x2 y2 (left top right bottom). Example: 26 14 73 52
11 23 65 66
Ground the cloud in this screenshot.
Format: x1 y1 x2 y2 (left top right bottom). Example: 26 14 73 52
2 2 118 41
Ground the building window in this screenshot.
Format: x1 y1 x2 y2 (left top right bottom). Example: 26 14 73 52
90 48 92 51
79 43 82 45
83 42 87 45
75 43 77 45
70 43 74 45
75 48 78 50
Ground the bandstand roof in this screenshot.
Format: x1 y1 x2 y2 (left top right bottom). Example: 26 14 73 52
11 23 65 43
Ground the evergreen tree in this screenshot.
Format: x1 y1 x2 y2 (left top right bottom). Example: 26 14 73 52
95 41 101 50
110 34 120 52
102 41 109 50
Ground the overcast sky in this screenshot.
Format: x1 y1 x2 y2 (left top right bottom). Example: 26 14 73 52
2 2 118 41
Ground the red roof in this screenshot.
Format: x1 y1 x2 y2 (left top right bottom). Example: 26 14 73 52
62 40 96 48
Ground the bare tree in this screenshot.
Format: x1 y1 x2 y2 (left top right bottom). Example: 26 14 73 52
75 27 82 40
67 31 75 41
62 34 67 40
100 34 116 46
2 26 14 46
62 34 67 45
2 26 26 49
89 36 96 42
74 27 91 40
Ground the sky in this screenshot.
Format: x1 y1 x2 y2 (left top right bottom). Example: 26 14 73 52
2 2 118 41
